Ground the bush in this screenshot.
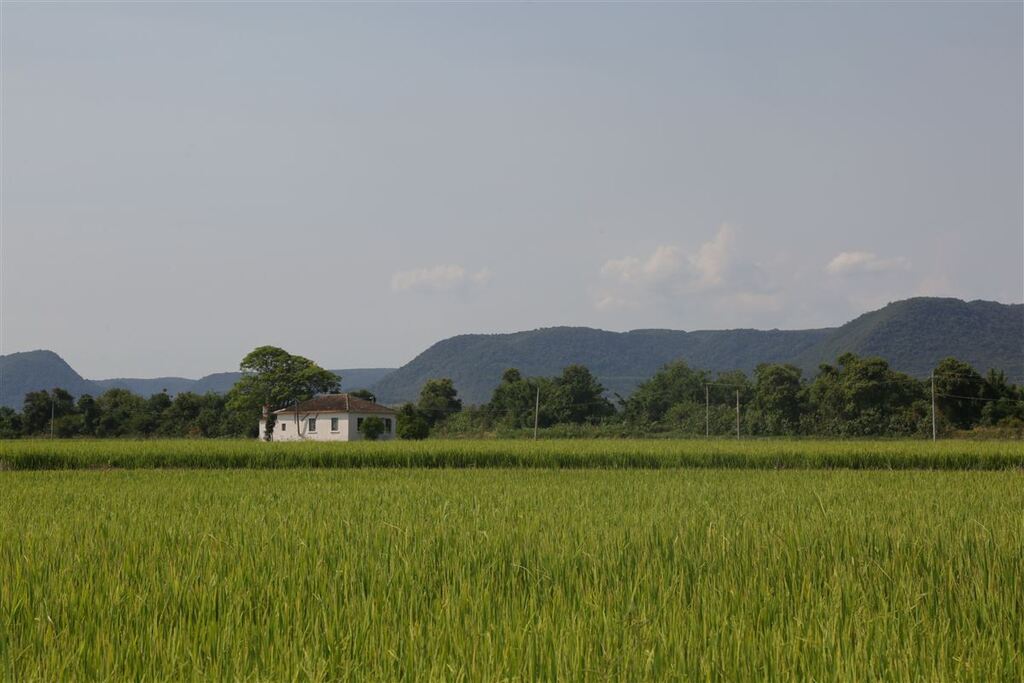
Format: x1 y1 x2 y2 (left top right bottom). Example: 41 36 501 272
359 417 386 441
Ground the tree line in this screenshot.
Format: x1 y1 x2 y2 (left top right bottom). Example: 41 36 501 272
399 354 1024 438
2 346 1021 439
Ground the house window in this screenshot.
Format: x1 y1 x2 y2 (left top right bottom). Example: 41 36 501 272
357 417 364 430
281 423 286 431
307 418 317 432
330 417 339 432
385 418 392 433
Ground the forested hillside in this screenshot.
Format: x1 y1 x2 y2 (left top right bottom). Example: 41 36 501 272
373 298 1023 404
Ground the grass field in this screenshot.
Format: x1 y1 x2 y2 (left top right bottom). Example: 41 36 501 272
1 468 1022 681
2 437 1023 470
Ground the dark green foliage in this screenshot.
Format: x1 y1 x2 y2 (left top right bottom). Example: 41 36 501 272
5 354 1020 440
752 364 805 434
933 357 984 429
359 416 386 441
625 361 710 424
417 379 462 427
0 406 22 438
348 389 376 402
807 354 926 437
370 298 1023 405
397 403 430 440
549 365 615 424
226 346 340 440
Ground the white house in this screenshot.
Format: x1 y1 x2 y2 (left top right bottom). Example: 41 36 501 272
259 394 398 442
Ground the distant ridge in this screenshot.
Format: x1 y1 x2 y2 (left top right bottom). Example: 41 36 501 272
93 368 396 399
2 297 1021 409
0 350 98 409
370 297 1023 404
0 354 395 409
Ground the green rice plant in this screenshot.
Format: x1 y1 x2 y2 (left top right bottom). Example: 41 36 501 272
1 469 1021 680
0 437 1022 470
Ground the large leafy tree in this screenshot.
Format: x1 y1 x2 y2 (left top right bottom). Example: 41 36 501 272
396 403 430 439
932 357 984 429
417 378 462 427
549 364 614 424
808 353 925 436
487 368 543 427
226 346 340 439
21 388 76 435
625 361 709 424
753 364 805 434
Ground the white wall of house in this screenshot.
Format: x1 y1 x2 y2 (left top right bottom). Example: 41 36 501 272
258 412 396 442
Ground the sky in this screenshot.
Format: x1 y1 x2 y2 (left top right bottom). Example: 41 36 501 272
2 2 1022 379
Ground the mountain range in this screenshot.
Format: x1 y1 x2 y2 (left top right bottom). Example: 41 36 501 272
2 297 1021 409
0 352 394 410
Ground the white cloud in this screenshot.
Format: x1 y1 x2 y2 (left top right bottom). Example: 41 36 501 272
594 223 781 316
391 265 492 293
601 245 683 284
825 251 910 275
692 223 734 287
599 224 737 295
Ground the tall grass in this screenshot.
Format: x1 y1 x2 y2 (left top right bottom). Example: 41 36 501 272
1 469 1021 680
1 437 1022 470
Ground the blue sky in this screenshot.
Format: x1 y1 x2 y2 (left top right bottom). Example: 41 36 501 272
2 2 1021 377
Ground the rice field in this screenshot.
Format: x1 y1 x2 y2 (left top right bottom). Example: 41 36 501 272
1 468 1022 681
2 437 1023 470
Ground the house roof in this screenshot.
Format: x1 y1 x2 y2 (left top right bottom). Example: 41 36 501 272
271 394 397 416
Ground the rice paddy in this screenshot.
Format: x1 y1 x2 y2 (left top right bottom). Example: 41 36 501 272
2 437 1023 470
2 466 1022 681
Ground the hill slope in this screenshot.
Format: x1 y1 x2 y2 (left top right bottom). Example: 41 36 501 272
3 298 1020 409
372 297 1023 404
0 355 395 409
792 298 1023 378
93 368 395 398
0 350 100 408
372 327 833 405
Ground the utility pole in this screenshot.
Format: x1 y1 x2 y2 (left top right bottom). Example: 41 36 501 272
931 372 937 442
705 384 710 438
533 385 540 440
50 393 55 439
735 389 740 439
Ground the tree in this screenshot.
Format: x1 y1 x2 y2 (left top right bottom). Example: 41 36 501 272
808 353 925 436
417 378 462 427
77 394 100 436
349 389 376 402
21 388 75 435
753 364 804 434
933 358 984 429
21 390 54 435
979 369 1024 426
226 346 340 440
95 389 147 437
549 365 614 424
486 368 539 427
0 407 23 439
396 403 430 440
625 361 709 424
359 416 386 441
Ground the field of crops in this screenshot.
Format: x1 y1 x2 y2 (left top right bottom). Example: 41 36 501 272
1 468 1021 681
2 437 1023 470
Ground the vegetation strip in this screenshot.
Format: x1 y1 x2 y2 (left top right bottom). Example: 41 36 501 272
2 469 1021 681
2 438 1022 470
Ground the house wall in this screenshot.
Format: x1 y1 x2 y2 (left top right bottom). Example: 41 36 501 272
258 412 396 441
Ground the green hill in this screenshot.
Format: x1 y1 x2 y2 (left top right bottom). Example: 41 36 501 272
0 350 100 408
792 298 1023 378
3 298 1020 409
373 298 1022 404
